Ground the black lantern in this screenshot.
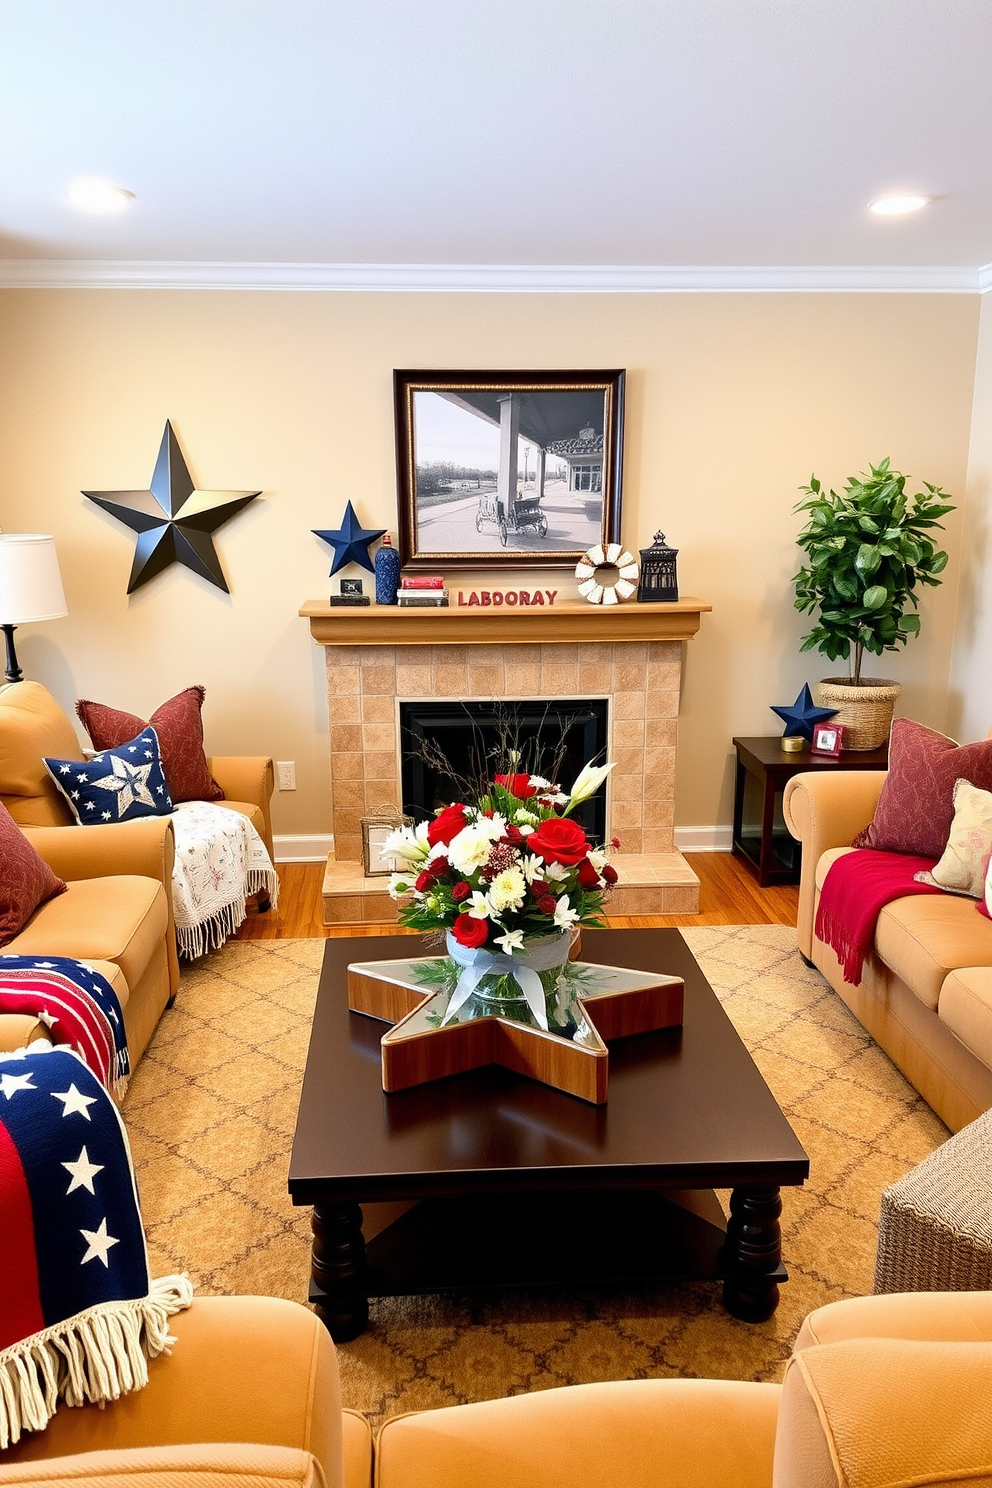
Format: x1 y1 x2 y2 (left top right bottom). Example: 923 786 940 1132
637 531 679 602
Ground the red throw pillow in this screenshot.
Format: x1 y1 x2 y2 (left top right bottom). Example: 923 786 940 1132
0 800 67 946
76 686 223 805
853 718 992 859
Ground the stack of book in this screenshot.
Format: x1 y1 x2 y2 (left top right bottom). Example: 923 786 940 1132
397 576 449 607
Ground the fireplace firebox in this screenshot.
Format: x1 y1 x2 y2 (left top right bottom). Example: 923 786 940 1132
399 698 609 841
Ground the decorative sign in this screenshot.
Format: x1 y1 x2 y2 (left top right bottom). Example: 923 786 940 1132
456 589 559 607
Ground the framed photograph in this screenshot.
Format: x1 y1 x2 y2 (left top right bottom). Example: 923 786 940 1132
394 369 625 569
811 723 845 757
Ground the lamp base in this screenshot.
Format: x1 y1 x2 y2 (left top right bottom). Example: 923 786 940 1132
2 623 23 684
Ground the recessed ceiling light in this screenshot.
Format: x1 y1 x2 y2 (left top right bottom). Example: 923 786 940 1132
868 194 932 217
68 178 135 214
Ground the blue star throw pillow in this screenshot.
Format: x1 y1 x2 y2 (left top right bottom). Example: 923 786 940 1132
43 727 174 825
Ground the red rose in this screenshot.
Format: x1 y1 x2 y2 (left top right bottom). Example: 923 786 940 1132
415 871 433 892
428 804 469 847
602 863 619 885
495 773 537 799
527 816 590 867
451 880 471 902
576 857 602 889
428 855 449 877
529 879 546 897
451 913 489 948
537 895 558 916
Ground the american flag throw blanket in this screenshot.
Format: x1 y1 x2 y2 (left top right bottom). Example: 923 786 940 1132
0 1046 192 1447
0 955 130 1095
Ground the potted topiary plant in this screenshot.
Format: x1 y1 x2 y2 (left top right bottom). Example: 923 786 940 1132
792 458 954 749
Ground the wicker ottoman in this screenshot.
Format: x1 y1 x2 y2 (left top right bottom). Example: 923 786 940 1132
874 1108 992 1293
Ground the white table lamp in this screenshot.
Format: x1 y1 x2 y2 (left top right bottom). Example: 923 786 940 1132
0 534 69 684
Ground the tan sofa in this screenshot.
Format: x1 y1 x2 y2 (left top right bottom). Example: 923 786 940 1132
784 766 992 1133
1 1292 990 1488
0 680 271 1069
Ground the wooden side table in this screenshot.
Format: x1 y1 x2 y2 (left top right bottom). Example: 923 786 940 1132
732 735 889 887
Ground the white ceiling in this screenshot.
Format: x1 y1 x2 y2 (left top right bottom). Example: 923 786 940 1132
2 0 992 284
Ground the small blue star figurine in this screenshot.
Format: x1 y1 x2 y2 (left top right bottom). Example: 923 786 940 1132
313 502 386 577
770 684 838 740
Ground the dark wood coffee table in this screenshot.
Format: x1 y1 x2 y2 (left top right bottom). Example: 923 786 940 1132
289 928 809 1340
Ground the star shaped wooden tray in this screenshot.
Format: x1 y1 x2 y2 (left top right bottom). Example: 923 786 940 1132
347 956 684 1104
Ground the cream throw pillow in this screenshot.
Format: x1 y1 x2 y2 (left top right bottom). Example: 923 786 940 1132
914 777 992 898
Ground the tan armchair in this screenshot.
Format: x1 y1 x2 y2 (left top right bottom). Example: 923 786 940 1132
1 1293 990 1488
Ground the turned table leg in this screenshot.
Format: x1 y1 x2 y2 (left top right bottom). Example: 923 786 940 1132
310 1201 369 1341
722 1185 783 1322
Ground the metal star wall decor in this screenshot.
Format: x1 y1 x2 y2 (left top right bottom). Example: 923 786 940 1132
770 683 838 740
83 421 261 593
313 501 386 577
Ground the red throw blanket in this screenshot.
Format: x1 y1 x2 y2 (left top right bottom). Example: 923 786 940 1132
815 849 942 985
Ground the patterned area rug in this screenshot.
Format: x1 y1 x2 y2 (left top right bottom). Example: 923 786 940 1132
124 926 947 1426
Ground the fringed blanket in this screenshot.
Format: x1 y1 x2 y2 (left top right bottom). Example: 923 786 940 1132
0 1046 192 1448
171 800 279 958
815 848 942 985
0 956 129 1095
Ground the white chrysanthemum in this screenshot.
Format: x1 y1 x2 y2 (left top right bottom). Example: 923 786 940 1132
587 848 608 871
487 866 526 914
513 808 539 825
552 894 580 930
381 821 430 863
528 775 550 789
494 928 525 954
465 890 491 920
448 823 499 876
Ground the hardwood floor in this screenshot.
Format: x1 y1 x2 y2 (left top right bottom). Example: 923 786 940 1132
235 853 799 941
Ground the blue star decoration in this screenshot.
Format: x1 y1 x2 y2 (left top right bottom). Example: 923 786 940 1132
770 684 839 740
313 502 386 577
83 421 261 594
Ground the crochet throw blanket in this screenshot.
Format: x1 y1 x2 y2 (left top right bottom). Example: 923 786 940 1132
171 800 279 958
0 1046 192 1448
0 955 129 1094
815 848 942 985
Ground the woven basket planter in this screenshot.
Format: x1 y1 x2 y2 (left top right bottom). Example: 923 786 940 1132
816 677 901 751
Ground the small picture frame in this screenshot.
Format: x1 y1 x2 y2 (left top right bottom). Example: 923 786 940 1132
811 723 844 757
340 577 365 596
361 808 412 877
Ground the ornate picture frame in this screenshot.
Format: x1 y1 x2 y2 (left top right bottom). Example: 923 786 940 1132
394 369 625 570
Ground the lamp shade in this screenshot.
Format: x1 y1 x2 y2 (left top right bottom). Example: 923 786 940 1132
0 535 68 624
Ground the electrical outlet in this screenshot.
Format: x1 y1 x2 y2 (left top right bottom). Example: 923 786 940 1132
277 761 296 791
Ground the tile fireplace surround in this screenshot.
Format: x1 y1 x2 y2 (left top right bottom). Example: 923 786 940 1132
301 599 711 924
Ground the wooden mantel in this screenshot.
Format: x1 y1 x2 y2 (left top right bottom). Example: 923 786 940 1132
301 596 711 646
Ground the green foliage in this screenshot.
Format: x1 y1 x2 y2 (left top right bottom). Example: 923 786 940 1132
792 458 954 684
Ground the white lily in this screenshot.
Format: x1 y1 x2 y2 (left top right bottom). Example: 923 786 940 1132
552 895 580 930
587 847 608 871
387 872 416 900
493 928 526 955
564 760 615 814
381 821 431 863
521 852 545 884
544 861 570 883
465 890 492 920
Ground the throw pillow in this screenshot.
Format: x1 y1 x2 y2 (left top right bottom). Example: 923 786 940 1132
0 801 67 948
852 718 992 859
914 778 992 897
44 728 174 824
77 685 223 804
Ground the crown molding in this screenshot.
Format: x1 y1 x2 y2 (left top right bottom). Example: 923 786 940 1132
0 259 986 293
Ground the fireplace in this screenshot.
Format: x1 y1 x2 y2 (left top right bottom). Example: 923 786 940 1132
399 698 610 841
301 594 711 922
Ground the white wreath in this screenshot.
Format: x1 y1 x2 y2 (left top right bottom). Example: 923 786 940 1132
575 543 639 606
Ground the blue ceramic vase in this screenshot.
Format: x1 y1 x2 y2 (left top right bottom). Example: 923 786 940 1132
374 534 401 605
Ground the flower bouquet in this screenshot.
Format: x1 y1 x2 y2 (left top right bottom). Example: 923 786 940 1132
381 761 618 1032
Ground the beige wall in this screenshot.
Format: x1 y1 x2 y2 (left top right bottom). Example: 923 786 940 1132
0 289 979 846
949 292 992 742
